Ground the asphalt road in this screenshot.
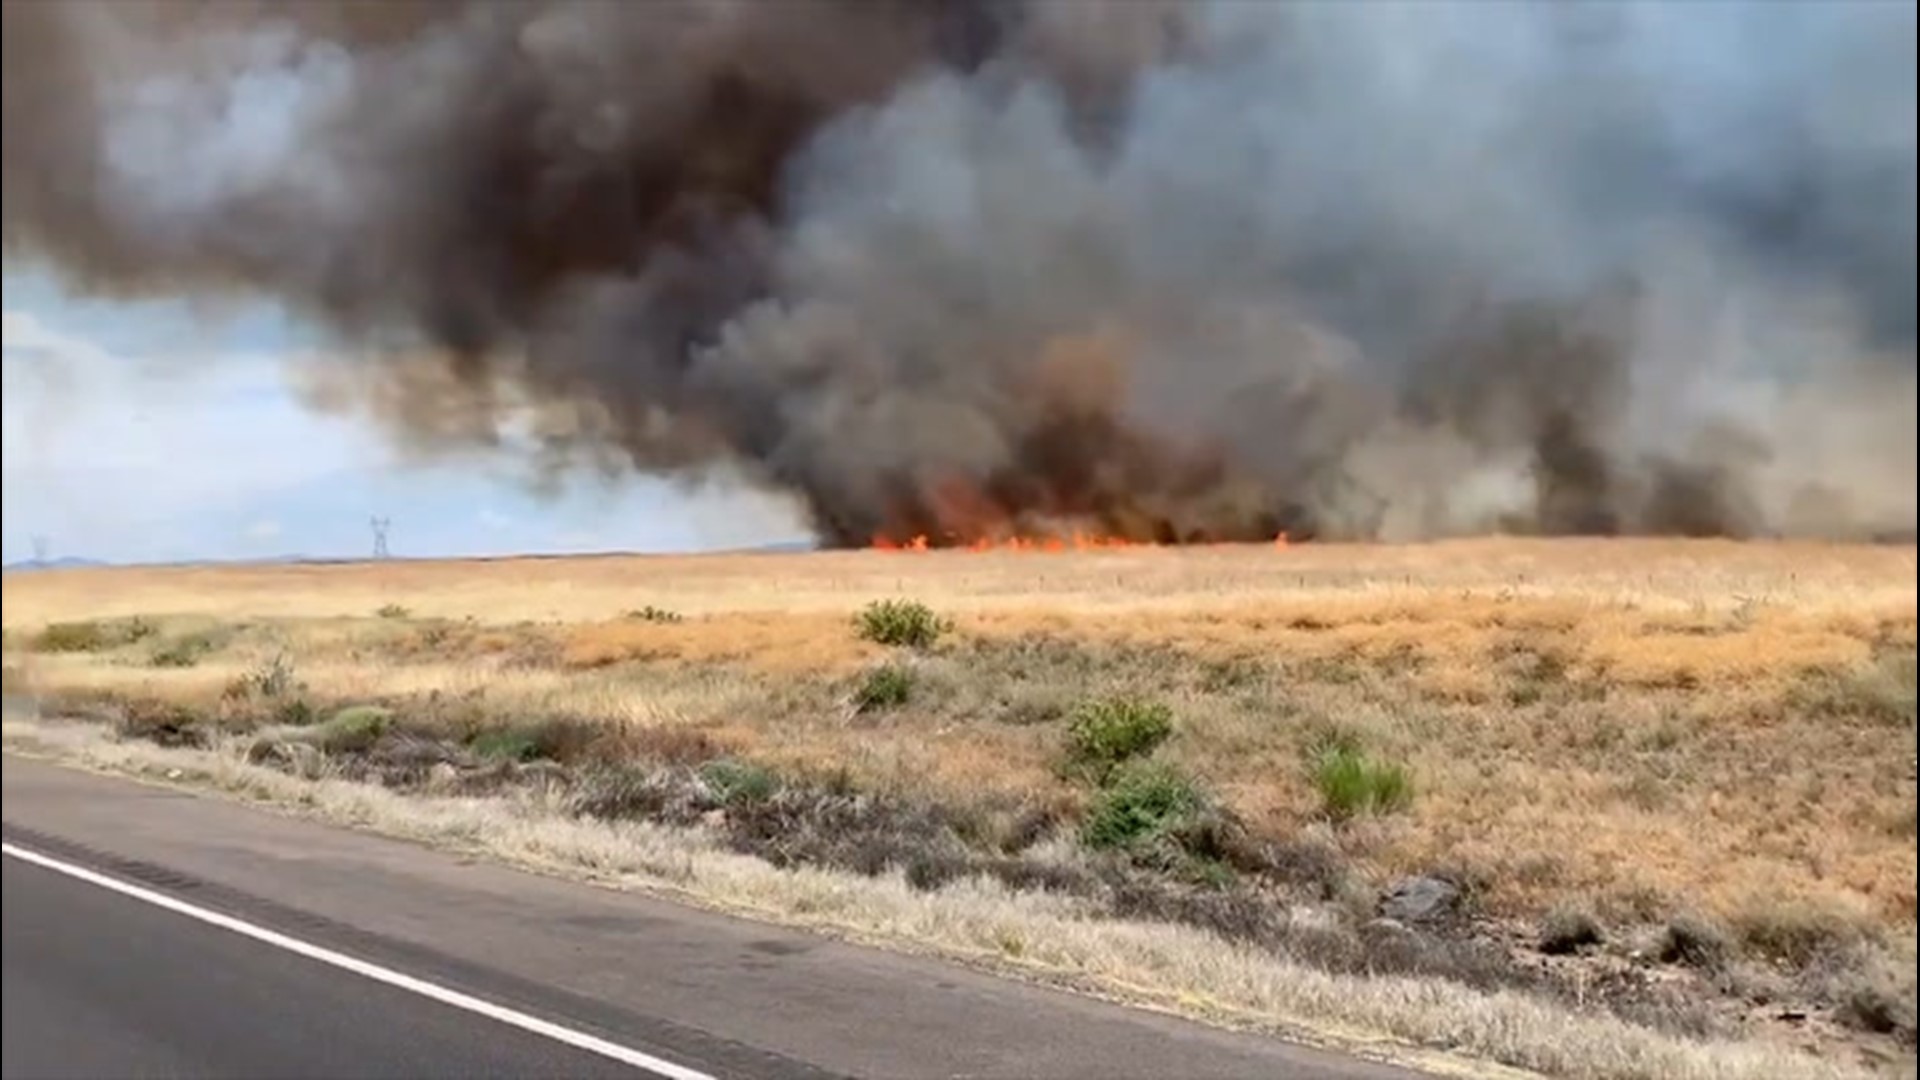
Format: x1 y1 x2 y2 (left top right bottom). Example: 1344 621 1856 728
3 856 646 1080
1 755 1429 1080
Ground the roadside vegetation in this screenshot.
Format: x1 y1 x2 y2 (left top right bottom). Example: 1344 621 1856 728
3 538 1914 1079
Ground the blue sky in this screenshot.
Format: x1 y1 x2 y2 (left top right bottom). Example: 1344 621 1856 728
1 267 809 565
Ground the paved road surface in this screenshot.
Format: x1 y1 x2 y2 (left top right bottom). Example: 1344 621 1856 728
4 856 651 1080
1 755 1427 1080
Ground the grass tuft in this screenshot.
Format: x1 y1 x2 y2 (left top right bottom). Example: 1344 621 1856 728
1309 735 1413 821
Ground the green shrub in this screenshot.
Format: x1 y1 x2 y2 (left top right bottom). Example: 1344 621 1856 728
1839 976 1916 1039
1064 696 1173 783
568 764 673 821
376 603 412 619
149 641 205 668
1311 741 1413 821
150 631 226 669
1657 914 1732 969
854 599 949 649
315 705 392 753
854 664 914 711
33 617 156 653
114 702 206 748
623 605 685 624
1081 761 1206 852
220 653 298 699
999 689 1068 726
464 717 598 764
1731 902 1872 969
699 759 781 805
470 728 543 763
1796 653 1917 729
1539 906 1605 955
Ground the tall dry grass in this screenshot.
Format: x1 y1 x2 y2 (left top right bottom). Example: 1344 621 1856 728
5 537 1916 1075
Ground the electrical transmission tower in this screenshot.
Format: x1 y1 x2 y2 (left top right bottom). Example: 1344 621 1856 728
370 517 392 560
31 535 51 563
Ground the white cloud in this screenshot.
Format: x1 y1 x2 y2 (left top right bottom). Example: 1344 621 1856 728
3 309 115 367
3 302 377 561
2 286 813 564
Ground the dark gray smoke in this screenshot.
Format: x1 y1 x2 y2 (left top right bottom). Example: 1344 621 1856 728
5 0 1914 545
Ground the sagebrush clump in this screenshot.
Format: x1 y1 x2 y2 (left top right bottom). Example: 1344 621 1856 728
1081 761 1207 853
1658 915 1732 970
1063 695 1173 783
1539 906 1606 955
315 705 392 753
150 630 225 669
855 664 914 711
699 758 781 804
854 599 950 648
32 617 154 653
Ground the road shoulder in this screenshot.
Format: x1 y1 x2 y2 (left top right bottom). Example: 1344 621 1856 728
3 754 1427 1080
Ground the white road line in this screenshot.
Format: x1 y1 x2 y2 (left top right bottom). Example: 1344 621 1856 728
1 840 719 1080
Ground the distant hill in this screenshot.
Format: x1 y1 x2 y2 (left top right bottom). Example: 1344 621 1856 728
2 540 823 573
3 556 109 573
746 539 818 554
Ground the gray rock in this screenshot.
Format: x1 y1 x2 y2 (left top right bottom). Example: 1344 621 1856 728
1379 875 1460 923
425 761 461 791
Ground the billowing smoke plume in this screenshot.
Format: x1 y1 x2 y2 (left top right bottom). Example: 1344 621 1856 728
5 0 1915 545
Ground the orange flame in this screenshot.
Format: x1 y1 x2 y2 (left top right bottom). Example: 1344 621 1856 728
865 475 1297 554
870 528 1295 553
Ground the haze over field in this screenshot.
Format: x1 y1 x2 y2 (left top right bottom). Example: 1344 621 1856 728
4 0 1915 550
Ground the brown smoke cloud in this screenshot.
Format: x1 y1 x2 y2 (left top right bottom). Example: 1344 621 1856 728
4 0 1915 546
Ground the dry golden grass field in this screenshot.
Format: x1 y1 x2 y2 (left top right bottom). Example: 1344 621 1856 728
4 536 1916 1077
